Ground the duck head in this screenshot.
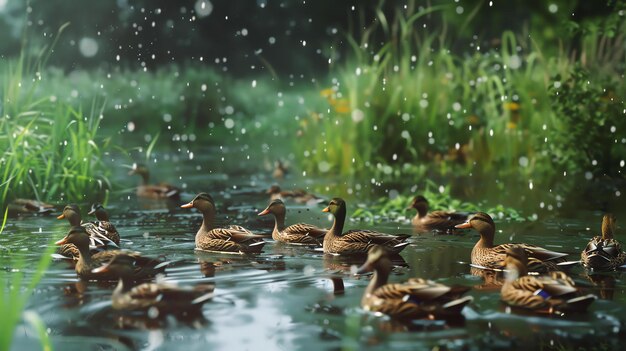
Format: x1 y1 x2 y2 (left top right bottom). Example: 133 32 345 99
322 198 346 217
258 199 286 217
455 212 495 242
55 226 90 250
57 204 82 226
407 195 429 217
355 245 392 275
181 193 216 213
88 203 109 221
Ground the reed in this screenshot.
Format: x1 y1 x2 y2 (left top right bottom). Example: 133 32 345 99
0 208 54 350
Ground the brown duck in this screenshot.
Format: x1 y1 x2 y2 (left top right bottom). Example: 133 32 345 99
266 185 322 204
181 193 265 254
55 226 165 281
129 164 181 200
87 203 121 246
408 195 470 232
92 254 213 312
581 213 625 271
56 204 118 259
455 212 568 272
322 198 410 255
501 246 596 314
356 246 473 320
7 198 55 215
257 199 326 245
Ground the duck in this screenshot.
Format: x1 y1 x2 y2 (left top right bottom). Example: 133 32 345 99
272 160 288 180
356 246 473 320
266 185 322 204
7 198 55 215
181 193 266 254
56 204 118 259
87 203 121 246
128 163 181 201
408 195 470 232
257 199 326 245
581 213 625 271
501 246 596 314
91 254 214 312
455 212 568 272
55 226 165 281
322 198 410 255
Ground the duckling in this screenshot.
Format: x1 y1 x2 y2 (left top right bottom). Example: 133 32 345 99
92 254 213 312
408 195 470 232
128 163 181 201
257 199 326 245
455 212 568 272
55 226 164 281
581 214 625 271
322 198 410 255
87 203 121 246
501 246 596 314
181 193 265 254
356 246 473 320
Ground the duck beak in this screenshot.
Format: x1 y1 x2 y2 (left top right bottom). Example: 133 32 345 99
322 207 330 213
258 208 270 216
56 214 65 220
55 237 69 246
91 262 111 274
354 262 372 275
455 221 472 229
180 202 194 209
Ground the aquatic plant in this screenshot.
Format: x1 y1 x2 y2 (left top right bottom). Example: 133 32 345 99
0 23 112 205
293 1 626 182
351 180 526 223
0 209 54 350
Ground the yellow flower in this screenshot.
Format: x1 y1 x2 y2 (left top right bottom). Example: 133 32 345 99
333 99 350 114
504 102 520 111
507 121 517 129
320 88 334 98
467 115 479 124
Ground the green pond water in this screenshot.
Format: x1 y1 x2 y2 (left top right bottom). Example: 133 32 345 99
3 149 626 351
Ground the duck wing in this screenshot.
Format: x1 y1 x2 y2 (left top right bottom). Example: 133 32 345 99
284 223 327 238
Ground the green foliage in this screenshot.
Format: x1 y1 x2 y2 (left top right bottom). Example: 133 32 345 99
292 1 625 183
351 180 526 223
548 66 626 177
0 209 54 350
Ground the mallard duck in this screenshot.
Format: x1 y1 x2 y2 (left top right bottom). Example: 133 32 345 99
455 212 568 272
257 199 326 245
56 204 118 259
181 193 265 254
581 214 625 271
87 203 121 246
55 226 164 280
266 185 322 204
322 198 410 255
92 254 213 312
501 246 596 314
272 160 288 180
128 163 181 200
7 198 55 215
356 246 473 320
408 195 470 232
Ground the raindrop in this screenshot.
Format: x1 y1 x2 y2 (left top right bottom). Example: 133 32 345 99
318 161 331 173
518 156 529 167
585 172 593 180
195 0 213 17
127 122 135 132
351 109 364 123
79 37 98 57
529 181 534 190
548 3 558 13
224 118 235 129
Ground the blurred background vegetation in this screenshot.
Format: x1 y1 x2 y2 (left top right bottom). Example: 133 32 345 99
0 0 624 208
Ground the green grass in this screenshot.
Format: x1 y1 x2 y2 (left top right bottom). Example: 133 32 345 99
293 2 626 181
0 24 113 205
0 208 54 351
